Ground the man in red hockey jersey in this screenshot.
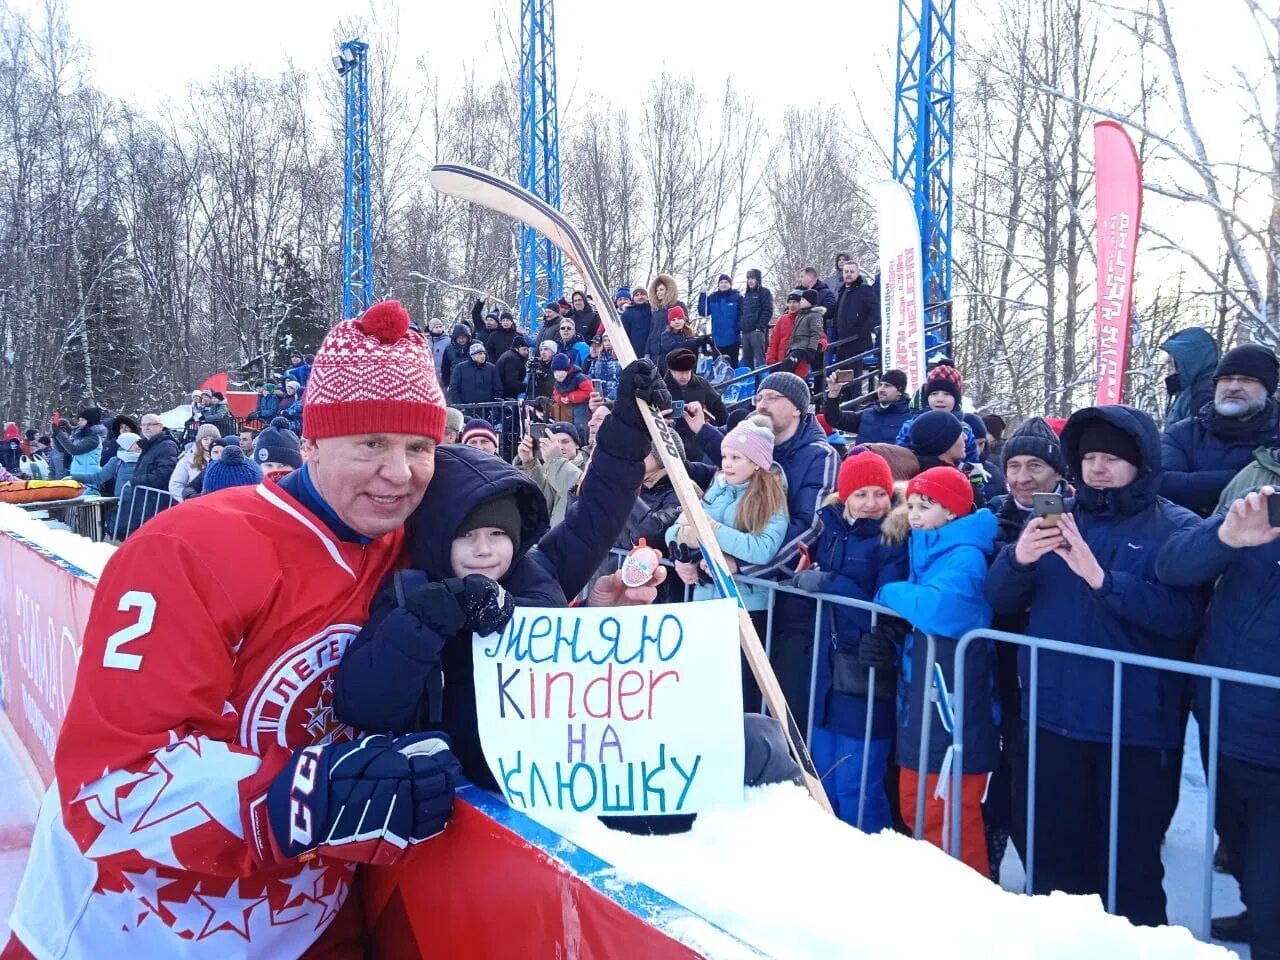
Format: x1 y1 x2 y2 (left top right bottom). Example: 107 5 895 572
4 301 500 959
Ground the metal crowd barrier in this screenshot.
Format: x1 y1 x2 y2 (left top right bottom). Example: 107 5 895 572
111 484 176 541
452 400 527 461
948 628 1280 939
16 496 118 542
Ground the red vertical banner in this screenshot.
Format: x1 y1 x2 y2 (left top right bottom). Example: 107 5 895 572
1093 121 1143 406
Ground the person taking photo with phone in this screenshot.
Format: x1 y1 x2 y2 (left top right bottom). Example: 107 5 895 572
985 405 1205 928
663 348 725 463
823 369 913 443
1156 484 1280 960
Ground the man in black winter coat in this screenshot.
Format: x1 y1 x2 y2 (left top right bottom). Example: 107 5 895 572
440 324 473 386
123 413 181 535
833 261 880 385
447 342 503 406
496 335 530 399
620 286 653 359
664 348 727 463
1160 344 1280 517
739 269 774 370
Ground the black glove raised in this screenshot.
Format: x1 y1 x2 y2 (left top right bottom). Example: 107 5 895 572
858 621 903 671
404 575 515 637
613 359 671 432
255 732 461 867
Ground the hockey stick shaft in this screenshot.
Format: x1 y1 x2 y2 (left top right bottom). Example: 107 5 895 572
429 163 829 811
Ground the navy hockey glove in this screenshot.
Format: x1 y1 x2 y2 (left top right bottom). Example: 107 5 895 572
613 359 670 432
405 575 514 637
258 732 461 867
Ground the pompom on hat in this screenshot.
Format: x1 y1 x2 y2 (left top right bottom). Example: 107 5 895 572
302 300 446 442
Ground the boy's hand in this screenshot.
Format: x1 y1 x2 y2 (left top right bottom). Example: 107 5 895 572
404 576 514 636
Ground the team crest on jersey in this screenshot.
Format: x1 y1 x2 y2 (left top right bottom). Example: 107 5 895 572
240 624 359 751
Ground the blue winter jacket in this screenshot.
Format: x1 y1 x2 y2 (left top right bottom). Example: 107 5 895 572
285 361 312 389
878 508 1001 773
985 405 1204 749
252 392 280 422
665 472 788 610
705 289 744 348
619 303 652 358
1157 514 1280 768
447 358 503 405
810 506 909 738
1162 327 1218 427
335 428 645 787
698 415 839 578
1160 400 1280 516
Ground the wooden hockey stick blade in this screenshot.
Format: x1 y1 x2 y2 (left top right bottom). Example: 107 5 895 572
429 163 831 812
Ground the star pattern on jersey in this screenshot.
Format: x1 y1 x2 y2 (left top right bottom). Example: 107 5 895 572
191 884 267 941
78 734 259 869
321 678 335 696
311 877 348 930
303 700 334 738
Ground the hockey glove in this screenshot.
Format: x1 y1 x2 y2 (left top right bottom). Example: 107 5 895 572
613 359 671 432
858 622 904 672
404 575 515 637
258 732 461 867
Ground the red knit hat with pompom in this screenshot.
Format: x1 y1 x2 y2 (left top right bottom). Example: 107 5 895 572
302 301 446 441
906 465 974 518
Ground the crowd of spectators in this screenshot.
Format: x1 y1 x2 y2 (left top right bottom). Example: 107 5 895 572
7 268 1280 957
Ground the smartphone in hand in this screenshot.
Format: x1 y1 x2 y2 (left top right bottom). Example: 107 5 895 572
1032 492 1065 526
670 400 686 419
1267 488 1280 528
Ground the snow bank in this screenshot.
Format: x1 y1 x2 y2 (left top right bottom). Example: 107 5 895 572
537 784 1234 960
0 502 115 579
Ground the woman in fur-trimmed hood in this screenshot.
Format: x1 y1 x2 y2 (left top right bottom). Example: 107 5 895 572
645 272 687 360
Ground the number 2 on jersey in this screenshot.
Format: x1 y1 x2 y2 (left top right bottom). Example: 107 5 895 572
103 591 156 671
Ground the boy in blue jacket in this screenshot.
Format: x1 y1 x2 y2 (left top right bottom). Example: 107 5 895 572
793 451 908 830
875 466 1000 876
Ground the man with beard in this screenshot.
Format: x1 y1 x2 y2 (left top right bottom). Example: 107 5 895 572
1161 344 1280 517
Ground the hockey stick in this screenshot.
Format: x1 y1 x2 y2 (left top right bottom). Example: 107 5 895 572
429 163 831 812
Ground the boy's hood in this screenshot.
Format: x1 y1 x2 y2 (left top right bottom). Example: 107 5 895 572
910 507 998 560
407 444 550 579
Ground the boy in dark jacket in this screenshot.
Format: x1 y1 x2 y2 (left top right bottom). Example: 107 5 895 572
335 364 664 787
792 451 908 830
986 405 1204 926
440 324 473 386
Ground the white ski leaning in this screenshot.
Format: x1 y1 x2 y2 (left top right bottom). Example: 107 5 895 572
428 162 830 811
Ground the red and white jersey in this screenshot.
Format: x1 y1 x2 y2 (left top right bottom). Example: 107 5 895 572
9 480 403 959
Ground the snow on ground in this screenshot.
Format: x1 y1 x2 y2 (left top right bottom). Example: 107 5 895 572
0 501 114 578
997 719 1248 958
0 731 38 944
536 782 1234 960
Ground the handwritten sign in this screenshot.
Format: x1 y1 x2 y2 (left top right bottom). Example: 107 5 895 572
473 599 745 818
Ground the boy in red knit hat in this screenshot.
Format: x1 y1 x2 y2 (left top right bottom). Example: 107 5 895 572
874 466 1002 876
793 450 908 830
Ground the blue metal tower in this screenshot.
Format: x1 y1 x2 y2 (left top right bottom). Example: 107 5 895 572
893 0 956 341
335 39 373 320
519 0 563 329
